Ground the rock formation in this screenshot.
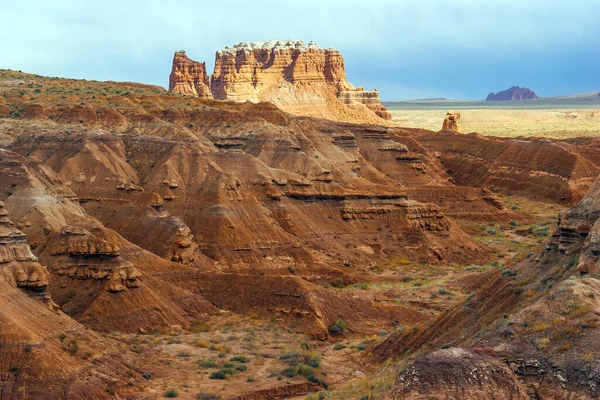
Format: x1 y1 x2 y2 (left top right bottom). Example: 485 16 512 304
393 348 530 399
4 68 600 398
413 130 598 204
441 111 461 131
169 40 392 123
168 50 212 98
0 196 144 399
550 172 600 274
0 201 57 308
338 87 392 120
486 86 539 101
379 172 600 399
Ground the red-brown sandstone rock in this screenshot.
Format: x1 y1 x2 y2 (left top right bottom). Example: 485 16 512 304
441 111 461 131
338 87 392 120
169 41 391 123
168 50 213 98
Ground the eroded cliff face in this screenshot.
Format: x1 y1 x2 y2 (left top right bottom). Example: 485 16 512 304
550 173 600 273
379 172 600 399
0 198 144 399
169 40 391 123
338 87 392 120
0 201 56 307
168 51 212 98
3 68 600 398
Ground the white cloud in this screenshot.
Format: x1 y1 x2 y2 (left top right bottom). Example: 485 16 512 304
1 0 598 97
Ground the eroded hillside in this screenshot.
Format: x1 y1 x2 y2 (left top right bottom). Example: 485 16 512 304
1 69 599 399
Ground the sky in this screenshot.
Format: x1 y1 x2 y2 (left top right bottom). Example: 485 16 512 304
1 0 599 101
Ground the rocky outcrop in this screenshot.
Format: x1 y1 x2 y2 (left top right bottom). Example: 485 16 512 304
415 130 599 204
486 86 539 101
441 111 461 131
337 87 392 120
169 40 391 123
548 173 600 273
50 226 142 293
380 170 600 399
0 201 56 306
168 50 212 98
393 348 530 399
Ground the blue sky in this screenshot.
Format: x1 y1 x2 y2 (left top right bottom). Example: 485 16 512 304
2 0 599 100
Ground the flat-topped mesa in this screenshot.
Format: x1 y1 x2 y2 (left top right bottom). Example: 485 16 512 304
168 50 213 98
211 40 347 99
169 40 392 122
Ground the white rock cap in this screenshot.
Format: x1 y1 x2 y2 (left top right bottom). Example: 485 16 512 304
217 40 337 56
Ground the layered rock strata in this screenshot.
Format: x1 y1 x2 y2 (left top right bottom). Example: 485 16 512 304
169 40 391 122
0 201 56 307
338 87 392 120
168 50 212 98
50 226 142 293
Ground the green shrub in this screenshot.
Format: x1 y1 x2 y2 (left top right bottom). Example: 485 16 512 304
307 374 328 388
209 371 227 380
220 368 236 375
298 364 314 377
306 353 321 368
509 220 519 227
331 278 345 288
164 389 179 398
282 366 299 377
230 355 249 363
280 351 303 364
198 359 218 368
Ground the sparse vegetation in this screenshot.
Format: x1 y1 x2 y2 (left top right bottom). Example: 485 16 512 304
209 371 227 380
164 388 179 398
198 359 218 368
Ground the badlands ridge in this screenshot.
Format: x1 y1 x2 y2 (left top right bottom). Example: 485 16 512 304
0 40 599 399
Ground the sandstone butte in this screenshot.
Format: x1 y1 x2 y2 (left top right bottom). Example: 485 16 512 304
486 85 539 101
169 40 393 123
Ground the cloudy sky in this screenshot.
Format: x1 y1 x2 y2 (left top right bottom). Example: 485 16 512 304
2 0 598 100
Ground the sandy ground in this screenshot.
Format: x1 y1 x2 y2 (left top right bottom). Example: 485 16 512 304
388 108 600 138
